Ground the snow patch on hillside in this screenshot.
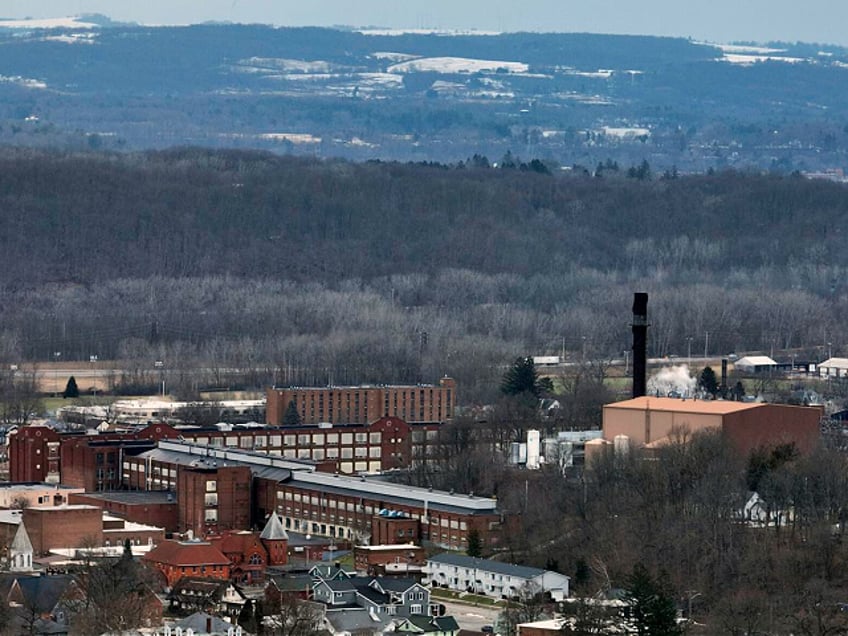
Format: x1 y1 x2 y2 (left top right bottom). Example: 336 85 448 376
388 56 528 74
0 16 99 29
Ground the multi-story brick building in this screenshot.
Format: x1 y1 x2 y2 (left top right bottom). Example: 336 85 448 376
22 504 103 555
266 377 457 426
177 465 252 537
124 441 508 551
8 426 61 483
12 416 443 487
68 490 179 532
8 423 178 485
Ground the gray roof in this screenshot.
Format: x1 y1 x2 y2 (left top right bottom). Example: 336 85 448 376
174 611 234 635
403 615 461 633
427 553 547 579
71 490 176 505
260 510 288 541
10 523 32 554
325 607 392 633
290 472 498 515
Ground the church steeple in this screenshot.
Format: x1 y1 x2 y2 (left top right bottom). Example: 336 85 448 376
260 511 288 565
9 523 33 572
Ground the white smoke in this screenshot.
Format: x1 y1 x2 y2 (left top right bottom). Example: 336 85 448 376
647 364 697 397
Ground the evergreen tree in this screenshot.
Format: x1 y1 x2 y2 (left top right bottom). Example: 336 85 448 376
699 367 718 397
283 400 301 426
63 376 79 399
623 563 682 636
501 357 549 399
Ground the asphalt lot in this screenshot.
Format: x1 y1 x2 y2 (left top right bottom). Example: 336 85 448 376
437 599 502 632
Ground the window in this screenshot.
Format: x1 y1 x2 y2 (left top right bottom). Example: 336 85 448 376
369 447 381 458
341 433 353 444
327 448 339 459
369 432 382 444
205 493 218 506
355 432 368 443
206 481 217 492
327 433 338 444
312 433 324 445
284 435 296 446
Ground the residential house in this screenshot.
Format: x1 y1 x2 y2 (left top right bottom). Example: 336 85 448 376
167 577 247 619
426 553 570 602
395 615 461 636
6 574 81 635
312 576 432 618
173 611 243 636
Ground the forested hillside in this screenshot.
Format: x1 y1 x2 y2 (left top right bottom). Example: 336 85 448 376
0 148 845 400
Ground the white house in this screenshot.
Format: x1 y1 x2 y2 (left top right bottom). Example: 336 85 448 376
816 357 848 378
425 553 569 601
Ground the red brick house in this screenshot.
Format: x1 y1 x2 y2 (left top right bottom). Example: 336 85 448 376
142 539 230 589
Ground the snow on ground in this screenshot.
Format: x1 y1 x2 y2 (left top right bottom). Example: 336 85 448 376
236 57 337 73
43 32 97 44
388 56 528 74
258 133 321 144
0 16 99 29
600 126 651 138
710 43 786 55
722 53 808 65
0 75 47 89
371 52 420 62
356 28 500 37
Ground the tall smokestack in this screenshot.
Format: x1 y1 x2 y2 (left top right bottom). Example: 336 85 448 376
721 358 728 397
632 292 648 398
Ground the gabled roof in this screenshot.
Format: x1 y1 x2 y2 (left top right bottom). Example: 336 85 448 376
10 523 32 554
428 553 547 580
324 607 392 633
371 577 419 594
819 357 848 369
142 540 229 567
174 611 233 635
10 575 76 613
168 577 232 601
735 355 778 367
400 615 461 633
260 510 288 541
211 530 265 557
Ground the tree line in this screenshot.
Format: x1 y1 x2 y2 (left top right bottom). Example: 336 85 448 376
0 150 847 401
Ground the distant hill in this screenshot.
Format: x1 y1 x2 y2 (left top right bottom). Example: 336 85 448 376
0 24 847 171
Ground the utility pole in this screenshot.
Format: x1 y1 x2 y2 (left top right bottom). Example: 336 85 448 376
704 331 709 359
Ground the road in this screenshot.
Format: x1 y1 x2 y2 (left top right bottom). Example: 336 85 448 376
437 598 501 632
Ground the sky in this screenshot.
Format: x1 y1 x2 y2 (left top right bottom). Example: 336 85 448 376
1 0 846 47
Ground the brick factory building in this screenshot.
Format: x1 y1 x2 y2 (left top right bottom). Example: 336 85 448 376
68 490 179 532
121 440 508 551
598 396 823 456
22 505 103 555
11 417 443 484
177 465 252 537
266 377 457 426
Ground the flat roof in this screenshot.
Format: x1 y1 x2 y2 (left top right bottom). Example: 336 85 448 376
73 491 176 505
605 396 762 415
290 472 498 514
0 483 81 491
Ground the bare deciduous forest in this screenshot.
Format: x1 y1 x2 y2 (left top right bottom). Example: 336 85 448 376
0 147 846 401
